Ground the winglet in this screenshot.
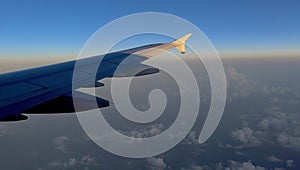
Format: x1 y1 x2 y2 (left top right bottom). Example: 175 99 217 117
171 33 192 54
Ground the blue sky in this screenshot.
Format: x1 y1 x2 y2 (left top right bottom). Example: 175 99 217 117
0 0 300 60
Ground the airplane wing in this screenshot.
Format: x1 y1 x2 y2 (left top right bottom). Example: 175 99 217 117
0 34 191 121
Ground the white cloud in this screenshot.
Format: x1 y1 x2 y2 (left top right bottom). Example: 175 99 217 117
258 112 288 131
273 167 285 170
183 131 199 145
235 151 246 156
266 155 283 163
231 127 262 147
226 67 256 101
120 123 164 138
262 85 292 96
231 108 300 151
181 163 205 170
146 157 167 170
285 160 293 168
53 136 69 153
218 142 233 149
223 160 265 170
276 133 300 151
49 155 98 169
226 67 299 105
181 160 265 170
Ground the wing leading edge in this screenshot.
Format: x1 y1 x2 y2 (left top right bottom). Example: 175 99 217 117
0 34 191 121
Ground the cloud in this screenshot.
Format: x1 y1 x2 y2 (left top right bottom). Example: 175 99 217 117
120 123 164 138
273 167 285 170
285 160 294 168
262 84 299 105
48 155 98 169
261 85 293 96
53 136 69 153
276 132 300 151
231 126 262 147
226 67 256 101
220 160 265 170
231 108 300 151
146 157 167 170
266 155 283 163
180 160 265 170
225 67 299 105
181 163 206 170
183 131 199 145
258 111 288 131
235 151 246 156
218 142 233 149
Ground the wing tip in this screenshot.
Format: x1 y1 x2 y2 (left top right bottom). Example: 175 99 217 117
171 33 192 54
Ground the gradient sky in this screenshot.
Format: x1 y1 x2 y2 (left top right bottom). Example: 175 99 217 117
1 0 300 61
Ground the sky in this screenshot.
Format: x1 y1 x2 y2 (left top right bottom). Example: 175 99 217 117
1 0 300 63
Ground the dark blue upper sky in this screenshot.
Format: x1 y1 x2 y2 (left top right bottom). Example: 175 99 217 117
1 0 300 59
